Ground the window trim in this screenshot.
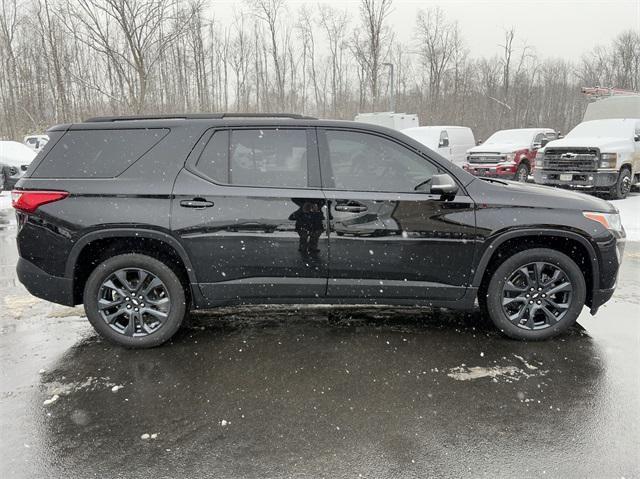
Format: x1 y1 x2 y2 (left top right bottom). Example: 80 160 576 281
186 126 321 190
317 127 464 194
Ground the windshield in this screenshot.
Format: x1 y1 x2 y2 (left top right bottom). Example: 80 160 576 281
484 129 536 145
566 119 634 138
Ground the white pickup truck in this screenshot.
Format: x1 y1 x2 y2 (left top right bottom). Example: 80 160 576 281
534 96 640 199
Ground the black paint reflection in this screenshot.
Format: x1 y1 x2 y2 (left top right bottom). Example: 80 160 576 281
289 199 325 256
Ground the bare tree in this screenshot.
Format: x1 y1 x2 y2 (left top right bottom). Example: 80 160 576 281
351 0 393 111
415 7 461 110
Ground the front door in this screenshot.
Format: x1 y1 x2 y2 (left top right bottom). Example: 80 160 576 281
171 127 328 303
318 128 476 301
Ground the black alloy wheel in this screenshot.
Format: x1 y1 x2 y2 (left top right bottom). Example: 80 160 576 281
501 262 573 330
97 268 171 337
84 254 187 348
484 248 586 340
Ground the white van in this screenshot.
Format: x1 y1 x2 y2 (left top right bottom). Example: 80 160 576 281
402 126 475 166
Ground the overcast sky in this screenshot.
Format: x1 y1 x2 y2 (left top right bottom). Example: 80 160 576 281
214 0 639 60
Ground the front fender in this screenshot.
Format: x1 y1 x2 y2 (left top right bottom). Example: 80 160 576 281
471 227 601 291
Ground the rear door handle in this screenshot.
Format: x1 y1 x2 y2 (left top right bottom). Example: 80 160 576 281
180 198 214 209
335 203 368 213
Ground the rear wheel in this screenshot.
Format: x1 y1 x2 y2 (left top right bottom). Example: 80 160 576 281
484 248 586 340
84 253 187 348
608 167 631 200
514 163 529 183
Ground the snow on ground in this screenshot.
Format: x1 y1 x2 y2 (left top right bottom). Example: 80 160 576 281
0 192 10 211
610 192 640 242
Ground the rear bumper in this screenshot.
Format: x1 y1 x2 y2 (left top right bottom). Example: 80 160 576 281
17 257 75 306
534 169 618 189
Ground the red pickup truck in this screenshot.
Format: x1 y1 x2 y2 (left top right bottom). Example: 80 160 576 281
464 128 558 182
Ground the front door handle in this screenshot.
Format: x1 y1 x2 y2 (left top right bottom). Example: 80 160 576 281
335 203 368 213
180 198 214 209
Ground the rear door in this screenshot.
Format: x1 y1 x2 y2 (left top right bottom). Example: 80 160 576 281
318 128 476 301
171 127 328 303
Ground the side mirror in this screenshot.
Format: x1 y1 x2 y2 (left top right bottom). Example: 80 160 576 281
430 173 458 198
634 134 640 142
532 142 542 149
541 138 550 147
438 138 449 148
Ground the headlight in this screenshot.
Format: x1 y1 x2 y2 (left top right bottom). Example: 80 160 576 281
599 153 617 169
583 211 623 235
535 151 544 167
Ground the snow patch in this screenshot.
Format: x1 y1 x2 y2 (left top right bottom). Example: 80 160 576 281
43 376 118 398
0 192 11 211
447 366 522 381
43 394 59 405
610 193 640 242
513 354 539 370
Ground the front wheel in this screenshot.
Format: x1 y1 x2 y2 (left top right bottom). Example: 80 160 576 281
514 163 530 183
84 253 187 348
607 168 631 200
484 248 586 340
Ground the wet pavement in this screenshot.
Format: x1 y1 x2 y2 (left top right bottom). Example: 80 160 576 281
0 207 639 478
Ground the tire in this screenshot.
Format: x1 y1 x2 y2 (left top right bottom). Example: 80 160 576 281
484 248 586 340
514 163 529 183
607 167 632 200
83 253 187 348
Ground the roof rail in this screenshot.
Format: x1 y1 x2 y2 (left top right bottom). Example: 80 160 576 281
84 113 317 122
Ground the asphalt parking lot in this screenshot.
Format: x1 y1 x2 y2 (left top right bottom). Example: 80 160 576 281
0 205 638 478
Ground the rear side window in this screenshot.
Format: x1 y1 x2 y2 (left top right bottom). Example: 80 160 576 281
32 129 168 178
195 128 309 188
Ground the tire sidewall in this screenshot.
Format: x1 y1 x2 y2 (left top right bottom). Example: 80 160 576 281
615 168 631 199
485 248 586 340
515 163 529 182
84 254 187 348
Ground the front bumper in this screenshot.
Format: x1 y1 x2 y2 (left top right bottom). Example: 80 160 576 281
17 257 75 306
534 169 618 189
463 163 517 178
589 236 624 312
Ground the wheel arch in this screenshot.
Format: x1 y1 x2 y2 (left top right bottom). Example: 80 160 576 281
473 228 600 306
67 228 198 305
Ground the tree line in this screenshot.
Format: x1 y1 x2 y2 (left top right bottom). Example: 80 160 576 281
0 0 638 141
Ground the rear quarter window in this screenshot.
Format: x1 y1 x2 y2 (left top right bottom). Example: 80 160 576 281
32 128 169 178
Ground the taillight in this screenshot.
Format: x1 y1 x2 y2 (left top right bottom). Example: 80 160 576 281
11 190 69 213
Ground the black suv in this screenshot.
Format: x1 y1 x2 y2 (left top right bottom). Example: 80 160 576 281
13 114 625 347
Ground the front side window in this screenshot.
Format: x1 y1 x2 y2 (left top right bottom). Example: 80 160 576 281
325 130 439 193
195 128 308 188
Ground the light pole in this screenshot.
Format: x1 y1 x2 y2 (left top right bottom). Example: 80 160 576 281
383 62 395 112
